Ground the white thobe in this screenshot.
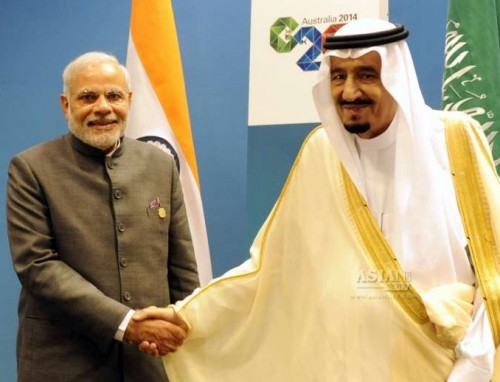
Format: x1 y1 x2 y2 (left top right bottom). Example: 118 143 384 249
354 122 494 381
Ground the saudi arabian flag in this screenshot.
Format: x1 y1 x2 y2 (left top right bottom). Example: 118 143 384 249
442 0 500 173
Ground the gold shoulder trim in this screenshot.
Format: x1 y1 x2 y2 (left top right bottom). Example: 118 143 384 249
446 118 500 346
341 166 429 324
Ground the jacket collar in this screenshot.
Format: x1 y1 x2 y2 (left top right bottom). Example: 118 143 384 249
67 133 125 158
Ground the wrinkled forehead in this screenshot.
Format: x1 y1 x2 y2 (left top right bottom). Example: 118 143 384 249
328 50 383 72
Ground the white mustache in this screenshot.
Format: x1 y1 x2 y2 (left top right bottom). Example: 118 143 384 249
86 115 119 127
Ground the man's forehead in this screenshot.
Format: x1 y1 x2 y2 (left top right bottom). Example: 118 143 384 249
69 62 128 92
329 51 382 70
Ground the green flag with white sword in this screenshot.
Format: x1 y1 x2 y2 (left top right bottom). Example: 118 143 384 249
442 0 500 173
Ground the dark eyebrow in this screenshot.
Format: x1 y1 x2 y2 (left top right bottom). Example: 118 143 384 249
358 65 379 73
357 65 378 72
330 67 345 73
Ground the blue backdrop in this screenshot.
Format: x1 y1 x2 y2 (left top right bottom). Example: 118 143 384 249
0 0 446 379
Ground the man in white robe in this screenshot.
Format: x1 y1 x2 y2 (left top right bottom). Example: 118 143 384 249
135 19 500 381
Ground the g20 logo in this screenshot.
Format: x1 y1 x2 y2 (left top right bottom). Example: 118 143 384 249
270 17 344 71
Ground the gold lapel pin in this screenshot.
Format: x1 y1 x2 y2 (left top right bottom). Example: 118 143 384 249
158 207 167 219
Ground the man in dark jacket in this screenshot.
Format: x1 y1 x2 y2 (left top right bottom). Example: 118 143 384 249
6 51 200 381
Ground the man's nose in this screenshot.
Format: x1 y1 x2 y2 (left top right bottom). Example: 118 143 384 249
93 95 112 113
342 77 362 101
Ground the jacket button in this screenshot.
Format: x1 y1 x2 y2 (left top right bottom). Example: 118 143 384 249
117 222 125 232
114 189 123 199
123 291 131 301
119 257 128 267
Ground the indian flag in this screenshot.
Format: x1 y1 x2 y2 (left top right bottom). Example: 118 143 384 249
126 0 212 285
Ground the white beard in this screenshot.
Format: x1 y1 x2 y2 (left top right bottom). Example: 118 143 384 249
67 117 126 150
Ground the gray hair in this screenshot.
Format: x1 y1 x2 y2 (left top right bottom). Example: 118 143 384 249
62 51 131 95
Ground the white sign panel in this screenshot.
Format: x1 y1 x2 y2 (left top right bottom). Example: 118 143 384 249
248 0 388 126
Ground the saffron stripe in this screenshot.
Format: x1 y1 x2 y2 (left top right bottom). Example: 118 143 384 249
130 0 199 184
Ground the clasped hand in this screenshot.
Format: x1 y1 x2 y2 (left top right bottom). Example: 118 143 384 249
124 305 188 356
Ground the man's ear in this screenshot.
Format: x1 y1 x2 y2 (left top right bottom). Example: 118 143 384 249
60 94 69 120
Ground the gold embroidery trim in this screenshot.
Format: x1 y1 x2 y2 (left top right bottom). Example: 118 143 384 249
446 119 500 346
341 166 429 324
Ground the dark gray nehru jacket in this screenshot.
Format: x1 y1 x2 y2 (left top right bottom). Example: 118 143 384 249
7 133 199 381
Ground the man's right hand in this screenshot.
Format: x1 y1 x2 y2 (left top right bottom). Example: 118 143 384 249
123 306 188 356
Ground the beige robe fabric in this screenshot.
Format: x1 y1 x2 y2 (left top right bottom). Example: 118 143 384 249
161 118 500 381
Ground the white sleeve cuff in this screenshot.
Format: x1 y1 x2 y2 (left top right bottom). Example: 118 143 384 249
114 309 135 342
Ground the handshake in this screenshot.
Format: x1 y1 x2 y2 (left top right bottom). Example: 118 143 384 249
123 305 188 356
